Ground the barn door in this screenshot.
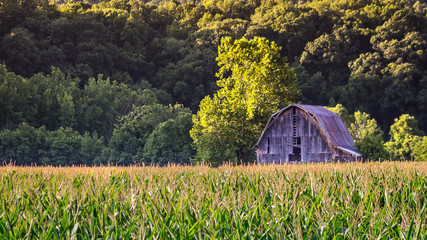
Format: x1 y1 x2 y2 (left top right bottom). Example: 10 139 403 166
289 147 301 162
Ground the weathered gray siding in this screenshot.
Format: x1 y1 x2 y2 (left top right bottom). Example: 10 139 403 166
257 106 356 164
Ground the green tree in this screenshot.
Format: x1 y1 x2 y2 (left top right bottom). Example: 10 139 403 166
0 123 104 165
191 36 299 165
27 68 80 131
0 122 46 165
385 114 424 160
196 18 249 47
143 112 194 165
41 127 104 166
350 111 382 142
104 103 192 165
248 1 328 62
0 28 40 77
58 92 76 128
388 114 424 142
153 47 218 110
77 75 147 139
0 65 37 129
202 0 258 20
349 111 388 160
299 26 364 104
412 136 427 161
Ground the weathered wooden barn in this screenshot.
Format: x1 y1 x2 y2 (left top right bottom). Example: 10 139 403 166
254 104 361 164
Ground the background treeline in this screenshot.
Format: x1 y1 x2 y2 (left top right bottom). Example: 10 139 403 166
0 66 194 165
0 0 426 165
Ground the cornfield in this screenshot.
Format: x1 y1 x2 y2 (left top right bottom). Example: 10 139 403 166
1 162 426 239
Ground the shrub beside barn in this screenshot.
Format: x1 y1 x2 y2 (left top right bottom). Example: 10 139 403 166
254 104 361 164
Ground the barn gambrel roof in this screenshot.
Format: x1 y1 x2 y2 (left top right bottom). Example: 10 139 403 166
254 104 361 157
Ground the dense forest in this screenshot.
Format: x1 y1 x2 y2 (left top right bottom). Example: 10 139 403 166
0 0 426 165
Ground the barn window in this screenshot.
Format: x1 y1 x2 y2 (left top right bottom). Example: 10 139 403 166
267 137 270 154
293 137 301 146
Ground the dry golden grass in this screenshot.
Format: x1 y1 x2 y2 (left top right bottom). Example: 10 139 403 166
2 160 426 174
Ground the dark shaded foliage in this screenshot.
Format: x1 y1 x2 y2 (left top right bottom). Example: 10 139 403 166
0 0 426 164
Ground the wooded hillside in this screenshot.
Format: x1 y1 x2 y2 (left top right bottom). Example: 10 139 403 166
0 0 426 164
